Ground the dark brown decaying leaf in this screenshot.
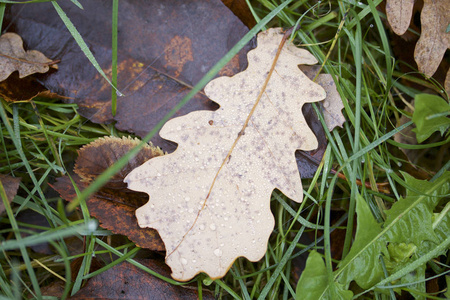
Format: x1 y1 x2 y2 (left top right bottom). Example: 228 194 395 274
4 0 252 151
0 174 21 214
0 72 64 102
71 259 214 299
51 136 165 251
296 104 328 178
0 32 57 82
39 281 65 299
52 176 164 251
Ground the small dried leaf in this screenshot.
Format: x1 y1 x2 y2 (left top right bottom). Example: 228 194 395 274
74 136 164 189
125 28 341 281
299 65 345 131
316 74 344 131
0 174 21 214
414 0 450 77
386 0 415 35
0 32 56 82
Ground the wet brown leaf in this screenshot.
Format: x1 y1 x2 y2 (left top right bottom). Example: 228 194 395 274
0 174 21 214
0 32 57 82
70 259 214 299
52 175 164 251
40 281 65 299
51 136 165 251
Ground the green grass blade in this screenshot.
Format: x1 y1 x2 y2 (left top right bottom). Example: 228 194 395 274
111 0 119 115
51 1 122 95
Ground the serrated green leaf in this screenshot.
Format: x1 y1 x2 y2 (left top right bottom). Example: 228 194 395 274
336 194 387 288
412 94 450 143
296 251 352 300
383 172 443 246
335 172 450 293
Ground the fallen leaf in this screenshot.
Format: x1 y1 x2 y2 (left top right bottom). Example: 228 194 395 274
71 256 103 282
394 100 419 163
385 0 415 35
0 32 57 82
385 0 449 80
71 259 214 299
125 28 335 281
0 174 21 215
52 175 164 252
413 0 450 77
51 136 165 251
296 104 328 178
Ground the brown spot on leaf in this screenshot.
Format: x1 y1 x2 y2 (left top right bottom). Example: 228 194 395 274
165 36 194 77
218 55 241 77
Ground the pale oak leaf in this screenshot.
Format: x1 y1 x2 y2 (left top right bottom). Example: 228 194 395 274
125 28 327 281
